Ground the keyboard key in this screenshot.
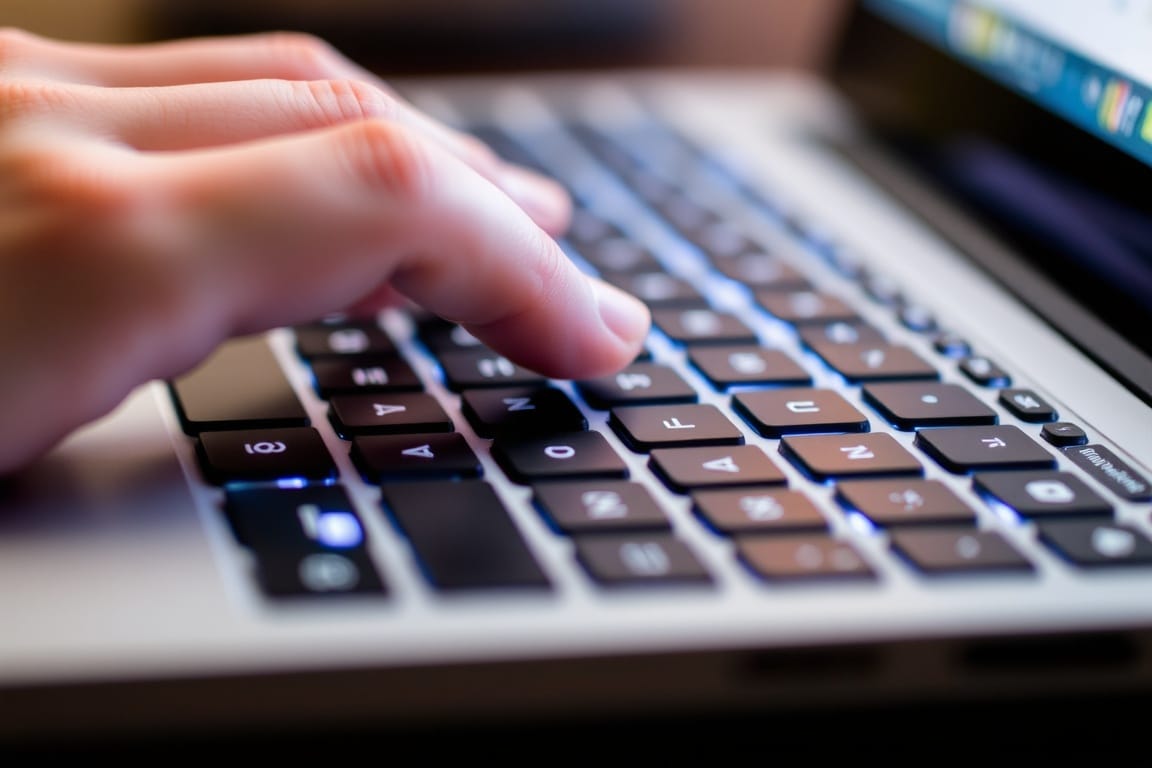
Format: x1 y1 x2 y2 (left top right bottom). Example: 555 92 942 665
575 535 712 587
195 427 337 486
973 471 1112 518
295 322 396 359
652 308 758 345
534 481 670 533
565 208 626 245
310 356 422 397
1037 521 1152 568
1041 422 1089 447
998 389 1058 422
382 481 551 591
780 433 922 481
890 529 1033 575
603 271 708 308
914 425 1055 473
328 393 453 437
932 332 971 358
1061 444 1152 502
351 433 482 483
170 335 308 434
225 486 371 553
461 387 587 439
437 349 547 391
649 445 787 492
415 317 488 354
836 479 977 527
688 346 811 389
732 388 869 437
862 382 997 430
576 362 697 409
959 356 1012 387
610 404 744 451
797 321 886 349
493 431 629 483
756 290 858 325
694 488 828 534
576 237 663 273
738 535 875 582
712 254 810 291
256 549 387 599
897 304 937 333
811 342 938 382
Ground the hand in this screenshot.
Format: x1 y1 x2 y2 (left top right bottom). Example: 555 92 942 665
0 29 650 473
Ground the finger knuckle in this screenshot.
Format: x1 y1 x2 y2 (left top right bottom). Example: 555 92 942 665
0 80 75 123
0 27 33 74
261 31 344 79
301 78 396 126
341 119 430 200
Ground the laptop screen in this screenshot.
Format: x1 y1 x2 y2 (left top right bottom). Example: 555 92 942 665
833 0 1152 401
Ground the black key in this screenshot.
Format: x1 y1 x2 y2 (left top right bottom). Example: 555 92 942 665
295 322 396 359
652 308 758 346
437 349 547 391
351 433 482 483
998 389 1058 422
890 529 1033 575
225 486 371 553
382 481 550 591
310 356 422 397
862 382 997 430
603 271 708 308
694 488 828 534
932 332 971 358
756 290 858 325
493 431 629 483
170 335 308 434
196 427 337 486
1037 521 1152 568
1041 422 1089 447
914 425 1055 473
576 237 663 273
688 346 811 390
575 535 712 587
974 471 1112 518
738 535 875 582
255 549 387 599
780 433 922 481
797 321 886 349
462 387 587 439
1062 444 1152 502
959 356 1012 387
576 363 697 409
534 481 670 533
415 317 488 354
836 479 977 527
328 393 453 437
713 254 810 291
732 388 869 437
649 445 787 493
610 404 743 451
811 342 938 382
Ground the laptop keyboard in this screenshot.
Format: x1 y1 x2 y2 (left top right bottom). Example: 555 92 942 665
168 111 1152 601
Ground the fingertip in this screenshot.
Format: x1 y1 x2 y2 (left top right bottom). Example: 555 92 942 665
592 278 651 361
497 164 572 235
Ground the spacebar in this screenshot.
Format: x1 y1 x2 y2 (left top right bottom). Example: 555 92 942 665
382 481 552 592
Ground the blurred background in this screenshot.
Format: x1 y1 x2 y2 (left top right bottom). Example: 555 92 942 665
0 0 848 74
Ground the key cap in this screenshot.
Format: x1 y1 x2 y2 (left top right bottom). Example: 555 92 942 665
712 254 810 291
914 425 1055 473
310 356 422 398
415 317 488 355
576 237 663 273
328 392 453 438
738 535 875 582
756 290 858 325
780 433 922 481
437 349 547 391
649 444 787 493
225 486 371 553
1036 521 1152 568
998 389 1058 422
862 382 997 429
533 480 671 533
688 346 811 390
576 363 697 409
811 342 938 382
382 481 550 591
684 221 756 259
652 308 759 346
295 321 396 359
351 433 482 483
897 304 937 333
602 271 708 308
932 332 971 358
890 529 1033 575
960 356 1012 387
974 471 1112 518
170 335 308 434
610 404 744 451
1041 422 1089 447
462 387 587 439
732 388 869 437
256 549 387 599
836 479 977 527
575 535 712 587
693 488 828 534
1062 444 1152 501
797 321 886 349
493 431 629 483
565 208 626 245
196 427 337 486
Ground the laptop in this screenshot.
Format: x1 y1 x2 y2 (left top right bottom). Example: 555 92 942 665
5 0 1152 745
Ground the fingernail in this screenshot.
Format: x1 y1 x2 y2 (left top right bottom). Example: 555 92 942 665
499 165 572 231
593 279 650 346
